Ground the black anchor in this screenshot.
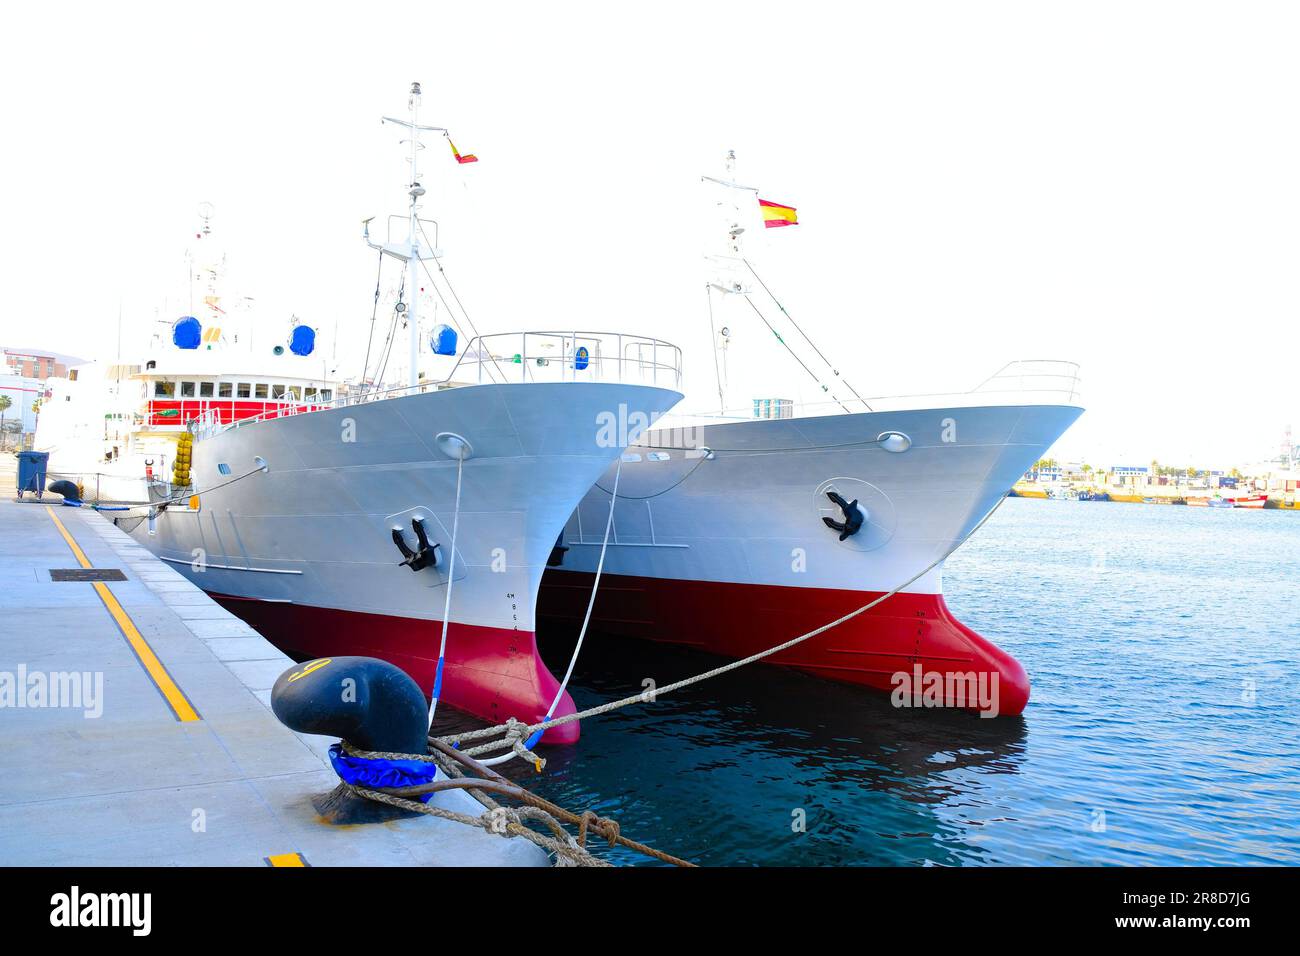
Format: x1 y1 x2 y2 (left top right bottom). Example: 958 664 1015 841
392 517 441 571
822 491 865 541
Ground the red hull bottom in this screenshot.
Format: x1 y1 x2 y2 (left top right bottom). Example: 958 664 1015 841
538 571 1030 717
209 594 580 744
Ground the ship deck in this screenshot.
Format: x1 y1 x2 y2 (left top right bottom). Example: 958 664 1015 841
0 491 544 867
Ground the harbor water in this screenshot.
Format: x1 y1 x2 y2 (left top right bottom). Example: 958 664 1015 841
477 498 1300 866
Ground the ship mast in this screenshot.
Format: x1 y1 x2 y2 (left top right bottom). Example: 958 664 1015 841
366 82 445 388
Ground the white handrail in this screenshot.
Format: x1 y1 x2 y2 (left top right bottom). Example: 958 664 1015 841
225 330 683 433
676 359 1083 423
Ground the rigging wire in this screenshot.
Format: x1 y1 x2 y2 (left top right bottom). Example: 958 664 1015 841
359 248 384 389
743 296 851 413
371 274 405 392
743 257 873 410
416 220 509 384
704 284 726 414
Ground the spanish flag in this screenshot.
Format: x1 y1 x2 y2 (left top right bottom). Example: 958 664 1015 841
759 197 798 228
449 138 478 164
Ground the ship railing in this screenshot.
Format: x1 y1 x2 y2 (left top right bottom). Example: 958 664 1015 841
225 330 683 433
666 359 1083 425
446 331 682 389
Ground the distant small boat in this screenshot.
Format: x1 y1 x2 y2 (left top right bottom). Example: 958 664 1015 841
1229 494 1268 509
1207 497 1233 509
1186 497 1209 507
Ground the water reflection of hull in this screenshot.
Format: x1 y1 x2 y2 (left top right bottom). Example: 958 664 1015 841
435 625 1028 864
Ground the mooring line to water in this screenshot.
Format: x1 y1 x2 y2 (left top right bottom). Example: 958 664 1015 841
475 458 624 767
442 493 1010 758
428 454 464 730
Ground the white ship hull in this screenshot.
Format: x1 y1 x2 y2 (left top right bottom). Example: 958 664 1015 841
540 402 1083 716
121 381 681 742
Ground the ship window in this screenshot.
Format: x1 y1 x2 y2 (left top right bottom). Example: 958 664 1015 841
180 381 196 397
255 383 269 399
287 385 301 400
321 388 333 401
305 386 318 400
218 382 232 398
217 463 231 476
271 384 286 400
199 381 214 398
237 382 251 398
154 381 175 398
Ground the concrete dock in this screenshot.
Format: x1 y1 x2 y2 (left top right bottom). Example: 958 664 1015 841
0 491 545 866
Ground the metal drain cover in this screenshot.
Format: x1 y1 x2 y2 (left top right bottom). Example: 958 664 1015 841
49 569 127 582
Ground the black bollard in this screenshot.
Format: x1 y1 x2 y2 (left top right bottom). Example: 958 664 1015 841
48 479 82 504
271 656 431 824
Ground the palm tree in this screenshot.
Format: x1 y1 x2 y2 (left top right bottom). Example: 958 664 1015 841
0 394 11 451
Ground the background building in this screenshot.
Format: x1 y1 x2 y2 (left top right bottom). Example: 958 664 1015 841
1 346 86 450
3 346 84 381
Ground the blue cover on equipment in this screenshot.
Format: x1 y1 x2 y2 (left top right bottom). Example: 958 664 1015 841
327 743 440 803
172 316 202 350
289 325 316 356
430 324 458 356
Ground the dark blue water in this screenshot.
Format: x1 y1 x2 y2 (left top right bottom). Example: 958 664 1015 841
482 500 1300 865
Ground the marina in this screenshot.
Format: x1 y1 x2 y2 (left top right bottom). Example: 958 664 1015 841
2 3 1298 936
520 496 1300 866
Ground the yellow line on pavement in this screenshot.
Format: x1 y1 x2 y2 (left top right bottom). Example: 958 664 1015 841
46 506 201 723
266 852 307 867
47 506 92 568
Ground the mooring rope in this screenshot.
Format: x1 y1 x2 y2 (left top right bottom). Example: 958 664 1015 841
428 454 464 729
592 451 708 499
338 739 694 867
638 434 890 454
528 458 621 755
343 784 609 866
440 493 1010 759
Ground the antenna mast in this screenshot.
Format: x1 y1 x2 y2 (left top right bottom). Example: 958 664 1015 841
366 82 446 388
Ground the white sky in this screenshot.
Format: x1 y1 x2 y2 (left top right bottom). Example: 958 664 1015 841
2 1 1297 469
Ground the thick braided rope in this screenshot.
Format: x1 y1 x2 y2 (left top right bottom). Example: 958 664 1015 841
340 742 688 866
345 784 610 867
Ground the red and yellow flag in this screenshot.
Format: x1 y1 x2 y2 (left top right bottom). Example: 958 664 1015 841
758 197 798 228
449 138 478 164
